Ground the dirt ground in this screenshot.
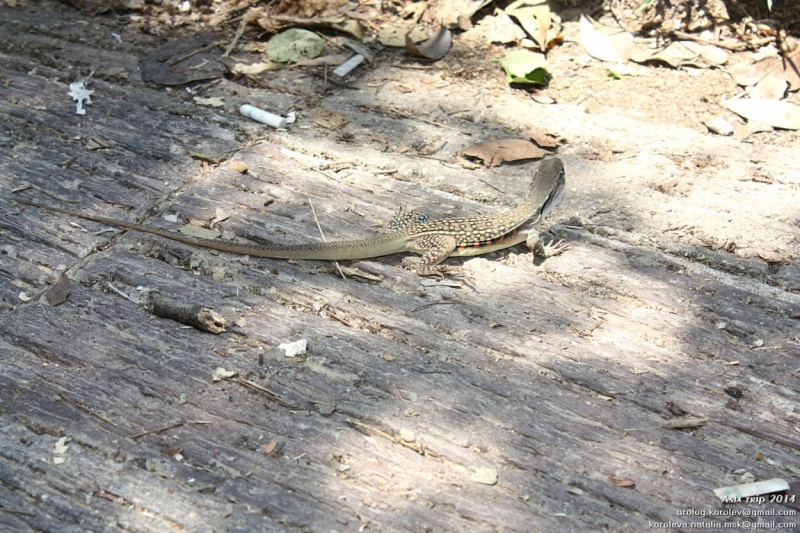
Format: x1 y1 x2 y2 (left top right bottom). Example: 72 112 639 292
1 1 799 532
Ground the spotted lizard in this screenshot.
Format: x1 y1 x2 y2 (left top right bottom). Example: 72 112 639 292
14 157 568 276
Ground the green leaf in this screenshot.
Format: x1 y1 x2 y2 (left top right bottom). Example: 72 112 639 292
266 29 325 63
607 70 622 79
497 50 548 85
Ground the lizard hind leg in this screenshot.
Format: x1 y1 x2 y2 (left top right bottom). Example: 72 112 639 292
402 234 458 276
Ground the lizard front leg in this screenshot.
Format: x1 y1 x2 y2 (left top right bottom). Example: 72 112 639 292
402 235 458 276
526 229 569 258
388 208 428 231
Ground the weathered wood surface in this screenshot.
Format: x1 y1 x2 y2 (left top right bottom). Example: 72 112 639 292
2 3 799 533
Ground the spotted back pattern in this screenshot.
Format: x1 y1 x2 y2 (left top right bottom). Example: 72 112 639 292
398 157 565 251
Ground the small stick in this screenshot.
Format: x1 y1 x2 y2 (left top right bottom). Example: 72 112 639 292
309 198 346 280
168 41 227 66
130 421 185 440
59 395 117 426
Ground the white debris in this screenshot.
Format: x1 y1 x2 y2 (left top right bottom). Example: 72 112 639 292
279 339 308 357
68 81 94 115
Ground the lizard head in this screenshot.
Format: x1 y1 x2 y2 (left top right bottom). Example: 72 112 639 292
530 158 565 220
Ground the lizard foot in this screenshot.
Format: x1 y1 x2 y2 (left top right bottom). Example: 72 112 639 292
535 236 570 258
402 257 456 278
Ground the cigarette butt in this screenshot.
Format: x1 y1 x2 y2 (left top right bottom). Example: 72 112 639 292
240 104 287 129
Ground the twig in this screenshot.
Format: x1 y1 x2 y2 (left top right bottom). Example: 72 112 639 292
411 301 454 313
479 178 504 194
390 108 472 136
59 395 117 426
130 421 185 440
346 417 425 455
168 41 227 66
0 507 36 517
106 282 141 304
224 10 256 57
234 376 297 408
308 199 346 280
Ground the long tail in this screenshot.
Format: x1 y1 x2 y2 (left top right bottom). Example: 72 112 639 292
13 199 407 261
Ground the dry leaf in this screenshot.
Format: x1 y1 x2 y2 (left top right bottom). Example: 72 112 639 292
47 273 71 306
378 24 428 47
482 10 527 44
433 0 491 29
263 439 278 455
645 41 727 68
528 126 558 148
531 92 555 104
730 49 800 89
193 96 225 108
227 161 248 173
212 367 236 381
406 26 452 60
704 117 734 135
400 1 427 19
579 15 635 63
311 108 350 129
609 477 635 488
748 76 788 100
506 0 550 52
755 249 789 264
140 35 228 86
165 447 183 457
230 61 282 75
463 139 547 167
723 98 800 130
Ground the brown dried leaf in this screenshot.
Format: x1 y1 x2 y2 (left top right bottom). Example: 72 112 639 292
463 139 547 167
263 439 278 455
164 447 183 457
528 126 558 148
406 26 452 60
311 108 351 129
47 273 71 306
609 477 635 488
730 49 800 89
755 249 789 264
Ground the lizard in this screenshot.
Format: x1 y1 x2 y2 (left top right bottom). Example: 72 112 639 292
13 157 568 276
